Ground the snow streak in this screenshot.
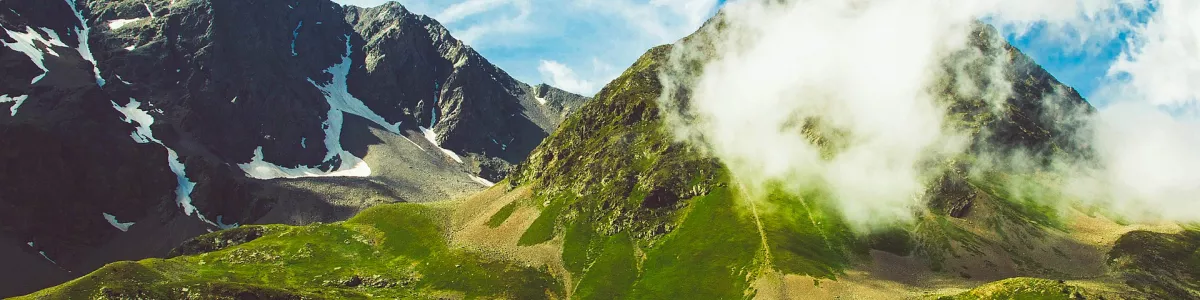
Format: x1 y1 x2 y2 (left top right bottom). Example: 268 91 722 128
65 0 105 87
111 98 235 229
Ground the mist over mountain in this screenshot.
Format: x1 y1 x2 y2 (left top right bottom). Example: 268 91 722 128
4 0 1200 299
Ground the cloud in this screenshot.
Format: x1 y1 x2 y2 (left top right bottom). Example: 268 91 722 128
1066 101 1200 221
658 0 1200 231
578 0 718 43
661 0 981 231
435 0 510 24
537 60 595 95
1103 0 1200 109
532 58 622 96
449 0 533 46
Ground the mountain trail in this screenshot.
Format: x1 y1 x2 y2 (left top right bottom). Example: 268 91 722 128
735 181 790 299
735 181 773 264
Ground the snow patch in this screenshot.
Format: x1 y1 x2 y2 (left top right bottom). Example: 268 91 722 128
309 35 403 133
489 138 509 151
107 18 143 30
240 35 411 179
215 215 238 229
430 81 440 127
404 136 425 150
25 242 56 264
441 148 463 163
116 74 132 85
239 146 370 179
469 175 495 187
111 98 228 229
1 26 67 84
420 126 463 163
65 0 105 86
124 45 136 51
39 251 56 264
102 213 134 232
535 96 547 105
291 21 302 56
1 94 28 116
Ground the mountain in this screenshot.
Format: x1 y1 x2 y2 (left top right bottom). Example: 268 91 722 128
0 0 585 296
13 2 1200 300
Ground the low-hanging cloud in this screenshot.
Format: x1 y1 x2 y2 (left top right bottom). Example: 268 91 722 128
660 0 1200 232
537 60 597 95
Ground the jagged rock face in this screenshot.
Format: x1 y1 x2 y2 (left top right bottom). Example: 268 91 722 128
939 23 1094 160
344 3 586 169
0 0 585 296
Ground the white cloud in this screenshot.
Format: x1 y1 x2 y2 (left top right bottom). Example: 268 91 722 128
661 0 978 231
522 0 716 94
435 0 510 25
658 0 1200 230
452 0 532 46
1067 101 1200 221
1103 0 1200 109
984 0 1150 53
579 0 717 43
538 60 595 95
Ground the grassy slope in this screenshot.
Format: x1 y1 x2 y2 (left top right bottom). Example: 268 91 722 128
1108 228 1200 299
19 203 561 300
940 277 1095 300
499 42 872 299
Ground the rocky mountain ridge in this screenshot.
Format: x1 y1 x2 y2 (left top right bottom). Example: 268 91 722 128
0 0 585 296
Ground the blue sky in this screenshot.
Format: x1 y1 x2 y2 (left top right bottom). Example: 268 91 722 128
992 3 1158 108
329 0 1189 111
332 0 721 96
1003 27 1123 104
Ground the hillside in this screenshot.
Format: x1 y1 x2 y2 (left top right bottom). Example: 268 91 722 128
18 11 1200 299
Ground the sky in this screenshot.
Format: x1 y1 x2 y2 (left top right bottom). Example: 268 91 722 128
329 0 1192 112
993 2 1157 108
331 0 722 96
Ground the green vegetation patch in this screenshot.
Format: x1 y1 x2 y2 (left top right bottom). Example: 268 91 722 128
758 189 859 279
486 202 518 228
518 196 566 246
21 203 562 299
970 172 1066 230
562 210 603 275
629 188 761 299
573 232 639 299
940 277 1093 300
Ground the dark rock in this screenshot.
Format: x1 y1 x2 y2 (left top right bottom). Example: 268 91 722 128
167 226 265 258
925 170 977 218
342 275 362 287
